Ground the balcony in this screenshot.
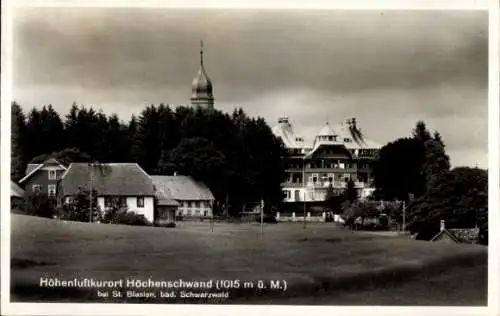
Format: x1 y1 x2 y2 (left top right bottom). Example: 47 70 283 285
306 181 367 189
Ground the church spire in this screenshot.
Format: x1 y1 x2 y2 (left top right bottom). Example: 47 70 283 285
200 40 204 66
190 40 214 110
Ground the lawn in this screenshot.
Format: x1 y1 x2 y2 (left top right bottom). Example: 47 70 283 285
10 214 487 305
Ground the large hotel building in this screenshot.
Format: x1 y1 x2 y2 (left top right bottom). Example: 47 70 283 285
272 117 380 203
191 42 380 204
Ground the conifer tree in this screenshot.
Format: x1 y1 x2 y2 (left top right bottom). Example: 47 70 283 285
11 102 27 181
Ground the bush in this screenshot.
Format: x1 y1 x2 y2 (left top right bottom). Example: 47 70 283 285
102 206 150 226
56 188 103 222
479 228 488 245
112 211 150 226
23 193 55 218
55 202 103 223
341 200 380 229
99 197 150 226
378 214 389 228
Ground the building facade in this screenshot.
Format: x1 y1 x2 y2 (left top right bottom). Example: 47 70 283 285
59 163 156 223
151 175 215 218
272 117 380 203
19 158 67 198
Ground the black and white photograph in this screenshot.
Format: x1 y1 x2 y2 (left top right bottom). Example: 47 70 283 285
1 1 498 315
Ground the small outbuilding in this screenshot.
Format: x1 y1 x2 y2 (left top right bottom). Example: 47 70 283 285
154 191 179 225
11 181 25 209
151 175 215 218
430 220 480 244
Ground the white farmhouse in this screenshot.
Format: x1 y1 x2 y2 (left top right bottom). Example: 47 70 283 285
59 163 155 223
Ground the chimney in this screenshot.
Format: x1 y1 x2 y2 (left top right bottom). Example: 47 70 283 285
440 220 445 232
278 117 288 124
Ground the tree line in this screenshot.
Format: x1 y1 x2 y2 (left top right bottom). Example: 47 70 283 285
11 101 488 241
11 102 287 215
366 121 487 243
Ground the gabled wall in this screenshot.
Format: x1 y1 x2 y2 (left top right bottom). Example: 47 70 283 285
23 167 66 197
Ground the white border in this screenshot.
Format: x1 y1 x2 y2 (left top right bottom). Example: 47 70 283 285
1 1 499 316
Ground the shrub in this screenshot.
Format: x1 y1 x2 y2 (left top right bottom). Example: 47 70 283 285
56 201 103 223
113 211 150 226
103 205 127 224
99 197 150 226
56 189 103 222
378 214 389 228
23 193 55 218
479 228 488 245
341 200 380 229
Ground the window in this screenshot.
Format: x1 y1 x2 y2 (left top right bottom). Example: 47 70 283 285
48 170 57 180
137 197 144 208
312 173 318 183
119 197 127 207
105 197 112 208
327 173 334 183
48 185 56 197
204 211 208 217
195 210 201 216
187 209 192 216
294 190 300 201
32 184 41 193
194 201 200 208
283 190 291 199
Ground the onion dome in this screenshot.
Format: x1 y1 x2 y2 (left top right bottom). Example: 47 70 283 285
190 41 214 109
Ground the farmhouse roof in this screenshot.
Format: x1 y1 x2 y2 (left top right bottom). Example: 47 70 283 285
19 158 67 183
25 164 40 175
151 175 215 201
43 158 61 165
155 191 180 207
430 227 479 244
430 229 460 243
11 181 25 198
448 228 480 244
60 163 154 197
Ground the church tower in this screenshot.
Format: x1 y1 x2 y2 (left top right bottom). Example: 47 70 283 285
190 41 214 109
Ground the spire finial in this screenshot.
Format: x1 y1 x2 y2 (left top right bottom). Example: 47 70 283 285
200 40 204 65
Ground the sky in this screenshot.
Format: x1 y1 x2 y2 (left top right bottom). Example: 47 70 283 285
12 8 488 168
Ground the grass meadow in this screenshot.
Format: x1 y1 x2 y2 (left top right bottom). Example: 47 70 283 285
10 214 487 305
